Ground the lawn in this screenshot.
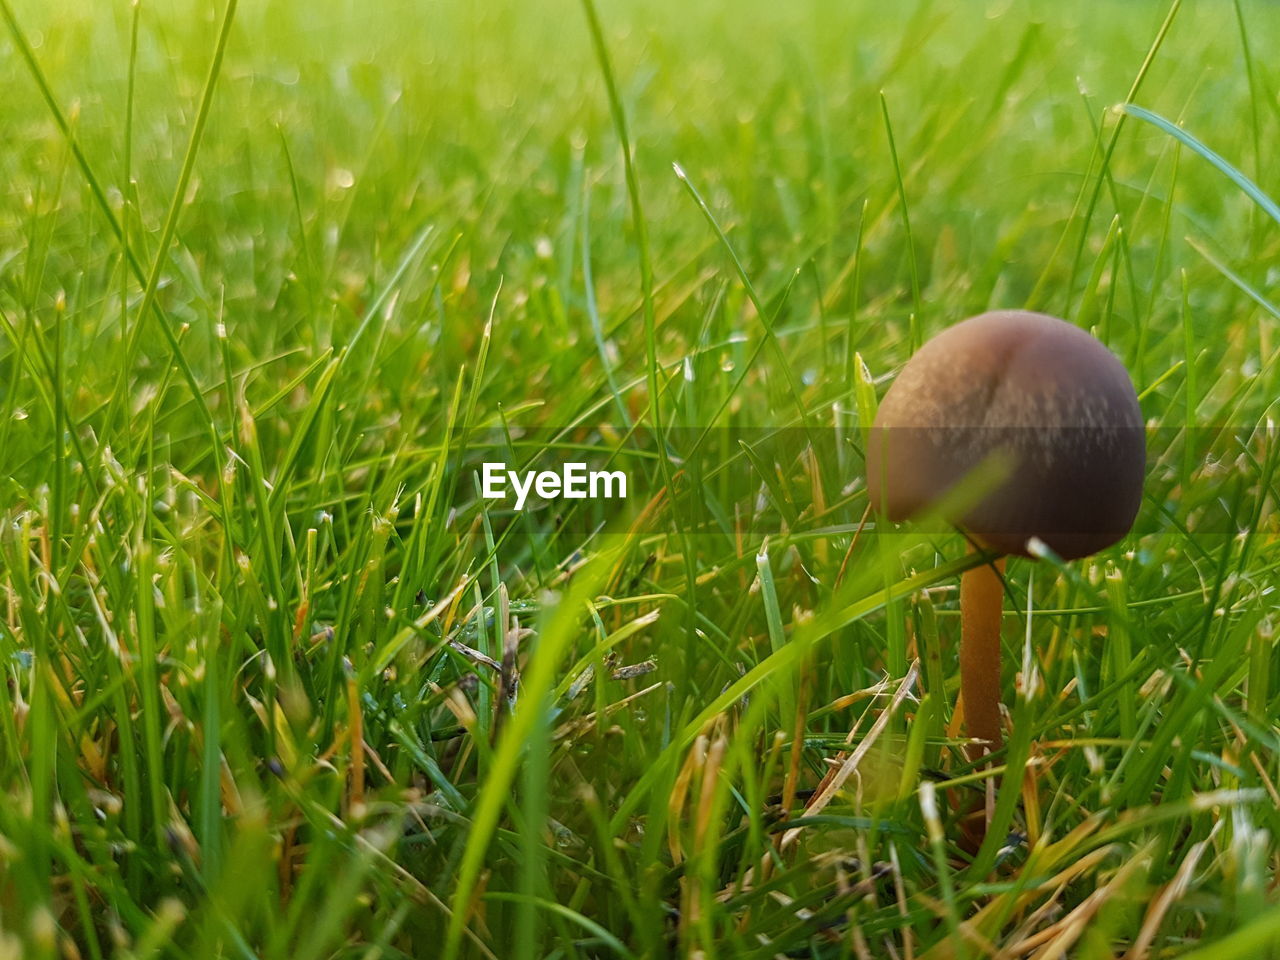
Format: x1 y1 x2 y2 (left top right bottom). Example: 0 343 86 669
1 0 1279 956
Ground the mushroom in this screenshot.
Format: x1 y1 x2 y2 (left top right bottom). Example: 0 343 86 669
865 310 1145 770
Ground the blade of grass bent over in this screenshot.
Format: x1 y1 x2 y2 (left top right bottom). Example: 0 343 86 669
1120 102 1280 228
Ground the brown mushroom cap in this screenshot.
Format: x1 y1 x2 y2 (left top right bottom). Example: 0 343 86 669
866 310 1145 560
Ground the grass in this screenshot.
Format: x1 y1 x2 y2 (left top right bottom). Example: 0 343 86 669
1 0 1280 956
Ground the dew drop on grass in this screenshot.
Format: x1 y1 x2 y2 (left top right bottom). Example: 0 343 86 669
720 357 735 373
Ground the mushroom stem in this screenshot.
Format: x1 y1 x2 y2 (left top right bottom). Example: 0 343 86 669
960 549 1006 762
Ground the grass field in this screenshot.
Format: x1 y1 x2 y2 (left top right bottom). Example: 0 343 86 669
2 0 1280 956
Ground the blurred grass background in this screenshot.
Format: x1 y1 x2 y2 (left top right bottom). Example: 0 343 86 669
1 0 1280 956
